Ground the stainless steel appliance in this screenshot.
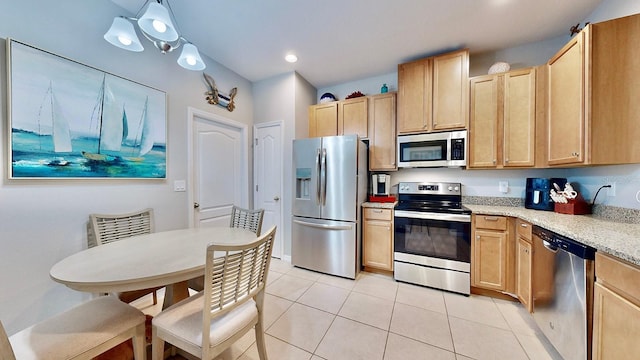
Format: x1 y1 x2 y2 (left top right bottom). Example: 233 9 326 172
292 135 367 279
393 182 471 295
397 130 467 168
532 226 595 360
525 177 567 211
372 174 391 196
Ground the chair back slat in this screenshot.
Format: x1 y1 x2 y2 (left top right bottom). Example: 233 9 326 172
89 209 154 246
202 226 276 345
229 206 264 236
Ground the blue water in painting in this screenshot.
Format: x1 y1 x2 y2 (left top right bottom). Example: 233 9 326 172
11 130 166 178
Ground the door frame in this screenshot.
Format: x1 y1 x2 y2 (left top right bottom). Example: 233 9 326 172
253 120 284 259
187 107 249 227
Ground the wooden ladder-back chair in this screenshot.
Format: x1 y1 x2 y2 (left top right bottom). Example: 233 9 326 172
2 296 146 360
188 205 265 292
230 205 265 236
88 208 162 304
152 226 277 360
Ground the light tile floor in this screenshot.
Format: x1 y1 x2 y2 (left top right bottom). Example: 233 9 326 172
132 258 564 360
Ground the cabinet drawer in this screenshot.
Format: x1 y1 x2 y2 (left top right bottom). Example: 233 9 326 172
596 252 640 303
364 208 392 221
474 215 507 231
516 219 532 241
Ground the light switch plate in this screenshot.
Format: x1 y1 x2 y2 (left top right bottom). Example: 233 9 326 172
499 181 509 194
174 180 186 192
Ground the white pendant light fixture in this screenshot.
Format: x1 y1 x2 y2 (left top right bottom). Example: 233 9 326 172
177 43 206 71
137 2 178 42
104 17 144 52
104 0 205 70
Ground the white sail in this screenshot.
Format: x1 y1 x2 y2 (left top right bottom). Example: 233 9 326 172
41 83 72 153
99 80 123 152
138 97 153 156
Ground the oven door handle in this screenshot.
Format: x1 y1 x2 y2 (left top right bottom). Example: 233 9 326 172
394 210 471 223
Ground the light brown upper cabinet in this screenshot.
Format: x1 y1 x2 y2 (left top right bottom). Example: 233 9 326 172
308 97 368 138
368 92 397 171
547 13 640 166
338 97 368 138
397 49 469 134
309 102 338 138
469 68 537 168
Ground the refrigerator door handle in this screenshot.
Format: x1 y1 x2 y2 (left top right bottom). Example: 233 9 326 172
315 148 322 204
293 219 353 230
320 148 327 205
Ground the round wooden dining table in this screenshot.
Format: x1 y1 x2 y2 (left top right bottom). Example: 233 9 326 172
50 226 258 307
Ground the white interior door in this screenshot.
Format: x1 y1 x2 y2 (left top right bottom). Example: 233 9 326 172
189 108 248 228
254 121 283 258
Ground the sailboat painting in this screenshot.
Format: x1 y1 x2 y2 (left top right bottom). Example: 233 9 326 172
7 39 166 179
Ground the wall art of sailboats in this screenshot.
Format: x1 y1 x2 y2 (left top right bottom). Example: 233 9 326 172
82 75 126 163
40 81 72 166
123 96 153 162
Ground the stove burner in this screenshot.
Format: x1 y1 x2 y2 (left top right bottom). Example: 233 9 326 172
395 181 469 215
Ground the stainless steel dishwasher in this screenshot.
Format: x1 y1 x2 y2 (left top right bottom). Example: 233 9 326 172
532 226 596 360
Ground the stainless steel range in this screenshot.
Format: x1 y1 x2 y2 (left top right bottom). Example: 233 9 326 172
394 182 471 295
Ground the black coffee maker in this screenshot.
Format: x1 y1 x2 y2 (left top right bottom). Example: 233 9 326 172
525 178 567 211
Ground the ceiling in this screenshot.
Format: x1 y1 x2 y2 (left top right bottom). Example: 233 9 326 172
109 0 603 88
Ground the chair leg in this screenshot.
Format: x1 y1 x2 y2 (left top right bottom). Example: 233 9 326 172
254 320 268 360
132 323 146 360
151 327 165 360
152 290 158 305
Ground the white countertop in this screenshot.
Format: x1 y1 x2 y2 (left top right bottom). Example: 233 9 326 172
466 205 640 266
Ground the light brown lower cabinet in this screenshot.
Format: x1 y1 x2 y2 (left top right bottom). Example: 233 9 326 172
515 219 533 312
362 208 394 272
471 215 514 292
592 252 640 359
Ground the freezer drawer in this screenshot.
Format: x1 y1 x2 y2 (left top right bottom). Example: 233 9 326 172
292 216 359 279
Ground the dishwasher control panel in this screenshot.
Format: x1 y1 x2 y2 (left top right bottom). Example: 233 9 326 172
532 226 595 260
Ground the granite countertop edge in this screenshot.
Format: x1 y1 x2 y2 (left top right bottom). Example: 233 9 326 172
466 204 640 266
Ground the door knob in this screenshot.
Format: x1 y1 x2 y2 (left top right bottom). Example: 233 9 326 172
273 196 280 201
194 202 200 209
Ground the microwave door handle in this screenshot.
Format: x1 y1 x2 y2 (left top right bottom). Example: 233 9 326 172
316 148 321 204
321 148 327 205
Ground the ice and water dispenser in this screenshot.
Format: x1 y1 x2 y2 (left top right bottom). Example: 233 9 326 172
295 168 312 200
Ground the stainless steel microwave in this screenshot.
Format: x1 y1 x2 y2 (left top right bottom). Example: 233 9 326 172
397 130 467 168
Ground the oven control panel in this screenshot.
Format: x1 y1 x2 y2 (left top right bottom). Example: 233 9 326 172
398 182 462 195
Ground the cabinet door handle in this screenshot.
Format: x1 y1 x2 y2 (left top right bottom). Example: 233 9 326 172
373 209 383 213
483 216 499 221
476 235 481 239
520 223 528 228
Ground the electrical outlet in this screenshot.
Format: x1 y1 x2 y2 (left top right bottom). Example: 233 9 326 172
499 181 509 194
608 182 616 197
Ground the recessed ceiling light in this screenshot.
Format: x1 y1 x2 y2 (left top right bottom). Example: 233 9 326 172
285 53 298 63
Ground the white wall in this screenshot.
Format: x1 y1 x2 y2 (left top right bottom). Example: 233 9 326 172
252 71 316 259
316 0 640 210
0 0 254 335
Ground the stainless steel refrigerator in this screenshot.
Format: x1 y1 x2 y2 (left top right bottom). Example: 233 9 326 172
292 134 367 279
